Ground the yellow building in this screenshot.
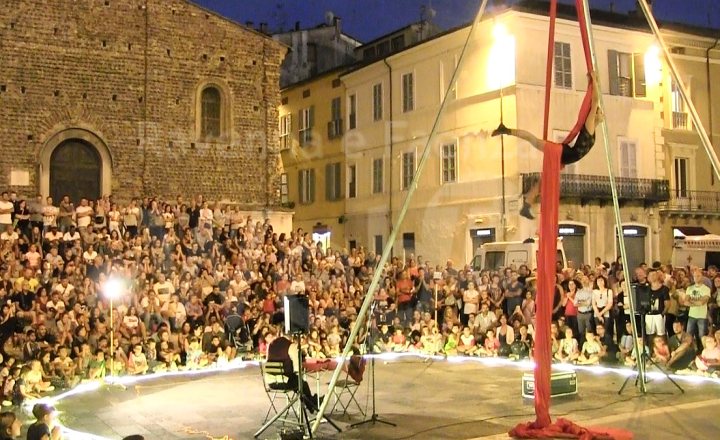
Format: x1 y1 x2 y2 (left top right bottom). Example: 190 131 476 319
279 69 347 250
341 4 678 268
656 26 720 263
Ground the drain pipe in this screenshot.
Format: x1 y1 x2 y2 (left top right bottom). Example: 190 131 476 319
383 57 394 257
706 38 719 152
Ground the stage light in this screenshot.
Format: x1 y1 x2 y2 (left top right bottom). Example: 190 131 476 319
644 44 662 85
488 21 516 89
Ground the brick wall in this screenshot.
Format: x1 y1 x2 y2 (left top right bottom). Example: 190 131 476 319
0 0 286 206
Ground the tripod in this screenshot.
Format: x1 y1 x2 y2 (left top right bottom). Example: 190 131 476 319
350 302 396 429
618 313 684 395
254 333 341 439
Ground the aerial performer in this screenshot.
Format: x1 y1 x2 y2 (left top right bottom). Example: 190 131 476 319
491 72 603 219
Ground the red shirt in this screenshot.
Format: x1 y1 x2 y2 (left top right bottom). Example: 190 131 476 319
396 279 413 304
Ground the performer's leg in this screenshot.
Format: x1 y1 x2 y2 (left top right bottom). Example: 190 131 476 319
492 125 544 153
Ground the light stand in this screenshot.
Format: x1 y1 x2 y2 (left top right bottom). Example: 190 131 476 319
350 301 396 429
618 312 684 395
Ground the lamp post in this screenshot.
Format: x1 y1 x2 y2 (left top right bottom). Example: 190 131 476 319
104 278 123 382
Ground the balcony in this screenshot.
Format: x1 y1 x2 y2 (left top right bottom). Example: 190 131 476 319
672 111 689 130
521 173 670 206
327 119 343 139
659 190 720 217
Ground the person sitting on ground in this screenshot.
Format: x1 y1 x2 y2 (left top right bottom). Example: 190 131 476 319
595 324 617 364
478 329 500 357
492 72 602 219
624 337 648 367
0 411 21 440
667 320 696 372
694 336 720 376
127 344 149 376
27 403 62 440
457 326 478 356
651 335 671 366
576 330 601 365
555 327 579 363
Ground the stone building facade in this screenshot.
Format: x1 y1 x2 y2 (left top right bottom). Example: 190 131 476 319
0 0 286 209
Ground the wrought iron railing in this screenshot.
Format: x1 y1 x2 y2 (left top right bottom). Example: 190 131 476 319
659 190 720 213
672 111 689 130
521 173 670 203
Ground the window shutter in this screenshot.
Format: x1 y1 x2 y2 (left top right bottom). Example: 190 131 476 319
325 163 332 201
608 50 620 96
286 113 292 133
309 105 315 128
633 53 646 97
298 170 305 203
309 169 316 203
334 163 342 199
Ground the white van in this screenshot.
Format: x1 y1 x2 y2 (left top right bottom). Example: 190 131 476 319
671 234 720 269
470 238 567 271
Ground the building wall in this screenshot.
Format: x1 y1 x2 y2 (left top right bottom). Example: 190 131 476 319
0 0 286 206
657 29 720 263
280 71 346 249
342 10 673 267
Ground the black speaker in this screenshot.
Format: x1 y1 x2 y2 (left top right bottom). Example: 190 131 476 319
284 295 310 334
630 283 651 314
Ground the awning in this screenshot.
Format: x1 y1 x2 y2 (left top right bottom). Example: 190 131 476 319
673 226 710 237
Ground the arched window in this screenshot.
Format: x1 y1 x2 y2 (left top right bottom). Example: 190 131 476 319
200 86 222 139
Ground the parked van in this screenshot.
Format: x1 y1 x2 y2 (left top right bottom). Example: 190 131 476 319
470 238 567 271
671 234 720 269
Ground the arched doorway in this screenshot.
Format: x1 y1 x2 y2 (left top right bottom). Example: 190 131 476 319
50 139 101 204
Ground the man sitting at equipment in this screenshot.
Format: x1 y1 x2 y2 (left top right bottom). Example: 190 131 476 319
492 72 603 219
266 327 323 413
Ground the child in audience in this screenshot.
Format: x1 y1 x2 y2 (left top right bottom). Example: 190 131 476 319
576 330 601 365
457 327 478 356
555 328 579 363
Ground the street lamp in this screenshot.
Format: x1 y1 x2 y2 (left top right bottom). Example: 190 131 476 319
104 277 123 382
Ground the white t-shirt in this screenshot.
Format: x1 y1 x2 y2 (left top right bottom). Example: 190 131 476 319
76 205 93 227
0 200 12 224
43 205 59 227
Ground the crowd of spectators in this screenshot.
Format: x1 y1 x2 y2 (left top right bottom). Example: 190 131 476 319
0 189 719 410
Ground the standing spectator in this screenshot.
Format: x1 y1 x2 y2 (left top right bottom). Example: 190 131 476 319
592 276 614 340
683 269 711 350
58 195 74 232
42 197 58 234
123 199 141 238
75 198 93 243
462 282 479 326
504 272 523 317
395 270 414 326
0 193 12 232
646 271 670 340
29 194 45 233
13 200 30 239
575 277 594 343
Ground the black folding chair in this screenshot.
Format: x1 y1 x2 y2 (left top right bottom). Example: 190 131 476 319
259 361 299 424
330 355 366 417
224 313 253 357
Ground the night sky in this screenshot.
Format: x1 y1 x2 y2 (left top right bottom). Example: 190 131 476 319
194 0 719 43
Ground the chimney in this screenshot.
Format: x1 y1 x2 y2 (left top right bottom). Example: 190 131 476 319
295 21 301 31
259 22 268 34
333 16 342 39
246 21 254 29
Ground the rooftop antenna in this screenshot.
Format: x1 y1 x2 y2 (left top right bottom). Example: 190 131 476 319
325 10 335 27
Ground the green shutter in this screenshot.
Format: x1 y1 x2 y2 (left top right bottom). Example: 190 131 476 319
325 163 332 201
298 170 305 204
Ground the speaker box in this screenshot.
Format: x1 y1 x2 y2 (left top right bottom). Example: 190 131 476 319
284 295 310 334
522 371 578 398
630 283 651 313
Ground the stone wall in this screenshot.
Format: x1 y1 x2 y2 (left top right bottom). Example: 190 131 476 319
0 0 286 207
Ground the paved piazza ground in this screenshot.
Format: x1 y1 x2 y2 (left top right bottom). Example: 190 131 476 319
41 356 720 439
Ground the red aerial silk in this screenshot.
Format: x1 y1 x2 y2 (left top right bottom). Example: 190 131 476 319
510 1 633 439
